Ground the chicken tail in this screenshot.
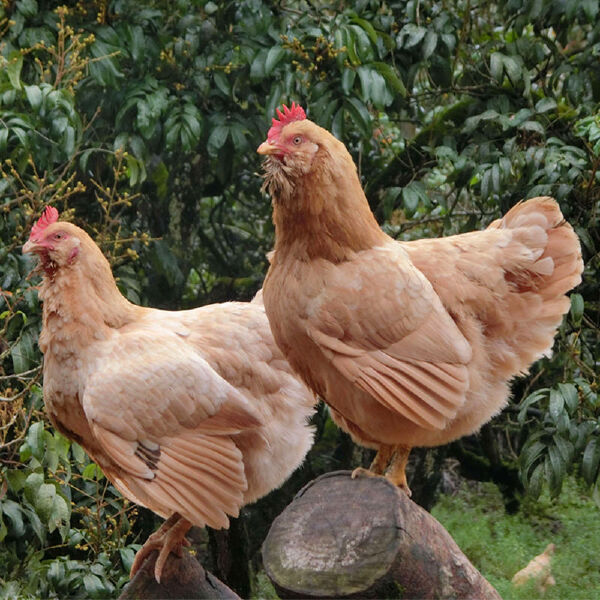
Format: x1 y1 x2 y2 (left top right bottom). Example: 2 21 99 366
488 196 583 370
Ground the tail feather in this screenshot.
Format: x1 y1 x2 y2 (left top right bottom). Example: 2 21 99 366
405 196 582 382
493 196 582 371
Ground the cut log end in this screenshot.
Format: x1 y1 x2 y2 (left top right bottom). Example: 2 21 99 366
118 549 241 600
262 470 501 600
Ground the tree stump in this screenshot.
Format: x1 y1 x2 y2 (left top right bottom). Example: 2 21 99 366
262 470 501 599
119 549 241 600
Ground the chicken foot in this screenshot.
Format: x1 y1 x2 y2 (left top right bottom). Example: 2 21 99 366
130 512 192 583
351 444 412 497
385 444 412 496
351 444 395 480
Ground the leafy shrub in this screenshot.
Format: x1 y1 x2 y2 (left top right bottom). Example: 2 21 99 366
1 0 598 595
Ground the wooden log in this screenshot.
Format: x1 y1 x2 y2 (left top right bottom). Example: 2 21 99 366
119 549 241 600
262 470 501 599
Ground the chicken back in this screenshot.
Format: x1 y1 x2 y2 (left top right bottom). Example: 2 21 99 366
23 208 315 580
258 104 583 494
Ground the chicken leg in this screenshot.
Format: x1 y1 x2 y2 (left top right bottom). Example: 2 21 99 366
351 444 395 480
386 444 412 496
351 444 412 496
130 512 192 583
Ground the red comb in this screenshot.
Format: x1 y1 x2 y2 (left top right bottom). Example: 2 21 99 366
267 102 306 141
29 206 59 240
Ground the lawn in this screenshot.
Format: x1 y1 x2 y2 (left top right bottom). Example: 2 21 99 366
432 477 600 599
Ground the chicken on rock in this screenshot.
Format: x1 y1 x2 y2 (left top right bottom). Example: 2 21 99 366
258 103 583 496
23 207 316 582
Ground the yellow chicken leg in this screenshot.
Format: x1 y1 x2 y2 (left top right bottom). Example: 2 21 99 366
352 444 395 479
130 512 192 583
386 444 412 496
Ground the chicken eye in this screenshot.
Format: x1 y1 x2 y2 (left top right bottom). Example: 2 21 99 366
54 233 64 240
292 136 302 145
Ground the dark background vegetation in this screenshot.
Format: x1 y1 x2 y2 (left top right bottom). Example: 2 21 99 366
0 0 598 596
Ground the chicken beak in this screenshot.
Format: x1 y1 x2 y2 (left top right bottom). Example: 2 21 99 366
257 141 280 155
22 239 38 254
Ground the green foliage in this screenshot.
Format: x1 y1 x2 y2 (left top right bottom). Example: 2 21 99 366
0 0 599 595
432 477 600 598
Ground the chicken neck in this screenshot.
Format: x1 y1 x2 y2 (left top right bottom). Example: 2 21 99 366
38 258 141 356
271 163 387 263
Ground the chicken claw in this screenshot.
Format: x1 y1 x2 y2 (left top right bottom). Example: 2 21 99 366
130 513 192 583
351 445 412 497
385 445 412 497
350 445 393 479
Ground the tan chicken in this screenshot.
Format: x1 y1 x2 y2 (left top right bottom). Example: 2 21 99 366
257 103 583 495
512 543 556 593
23 207 315 582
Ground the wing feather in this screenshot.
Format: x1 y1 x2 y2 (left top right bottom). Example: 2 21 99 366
306 244 471 430
83 332 262 528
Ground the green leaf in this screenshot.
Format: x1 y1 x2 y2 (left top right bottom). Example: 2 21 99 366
126 154 140 186
120 547 136 571
83 573 106 596
520 440 545 476
491 164 500 193
24 472 44 505
554 435 574 465
229 124 247 149
6 53 23 90
71 442 86 463
558 383 579 414
372 62 407 97
535 97 557 113
344 97 371 137
24 85 43 111
575 378 597 408
26 421 45 462
343 27 361 65
250 48 268 79
207 124 229 157
518 389 548 424
350 15 378 45
527 463 544 499
48 493 69 536
582 438 600 484
43 431 59 472
213 71 230 96
570 293 584 326
581 0 599 20
503 55 522 84
82 463 100 480
519 120 545 135
422 31 438 59
16 0 38 18
401 181 427 216
341 69 356 95
8 326 33 373
398 24 427 49
35 482 56 522
0 515 6 543
546 446 564 496
265 47 285 76
549 388 565 421
350 24 374 61
490 52 503 83
1 499 25 537
382 187 402 219
5 470 26 493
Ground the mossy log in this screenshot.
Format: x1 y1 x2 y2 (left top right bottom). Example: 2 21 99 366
118 549 240 600
262 470 501 599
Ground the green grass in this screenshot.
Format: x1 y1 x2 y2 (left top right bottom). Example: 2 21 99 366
431 477 600 599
